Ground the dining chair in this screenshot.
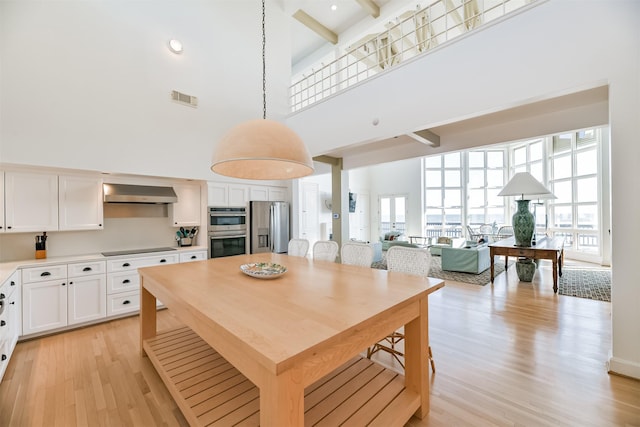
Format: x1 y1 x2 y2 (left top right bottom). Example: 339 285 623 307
288 238 309 257
312 240 339 262
367 245 436 372
341 242 374 267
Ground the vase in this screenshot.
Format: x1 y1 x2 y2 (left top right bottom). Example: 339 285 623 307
512 199 534 247
516 258 536 282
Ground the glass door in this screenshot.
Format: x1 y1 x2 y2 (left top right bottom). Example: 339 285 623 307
380 195 407 237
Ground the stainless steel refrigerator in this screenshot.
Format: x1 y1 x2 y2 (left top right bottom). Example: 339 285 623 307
249 201 289 254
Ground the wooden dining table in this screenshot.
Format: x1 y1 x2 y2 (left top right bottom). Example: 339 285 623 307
139 253 444 426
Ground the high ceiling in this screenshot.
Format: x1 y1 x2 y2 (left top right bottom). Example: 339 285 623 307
284 0 397 67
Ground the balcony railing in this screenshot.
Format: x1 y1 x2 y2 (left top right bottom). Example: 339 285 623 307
290 0 536 112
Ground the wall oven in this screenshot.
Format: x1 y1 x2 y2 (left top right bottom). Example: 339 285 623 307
208 207 247 258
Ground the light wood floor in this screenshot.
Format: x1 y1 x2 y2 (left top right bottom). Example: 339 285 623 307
1 261 638 426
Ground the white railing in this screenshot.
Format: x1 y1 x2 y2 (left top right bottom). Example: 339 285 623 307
290 0 536 112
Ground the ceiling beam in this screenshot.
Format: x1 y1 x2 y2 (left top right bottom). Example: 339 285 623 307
313 155 342 167
293 9 338 44
407 129 440 147
354 0 380 18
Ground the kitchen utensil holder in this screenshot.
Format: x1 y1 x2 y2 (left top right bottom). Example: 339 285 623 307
178 237 192 247
35 249 47 259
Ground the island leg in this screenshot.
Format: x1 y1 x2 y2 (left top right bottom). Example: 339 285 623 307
140 279 157 357
260 368 304 426
404 297 429 418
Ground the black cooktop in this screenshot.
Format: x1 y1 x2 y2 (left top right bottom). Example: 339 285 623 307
101 247 177 257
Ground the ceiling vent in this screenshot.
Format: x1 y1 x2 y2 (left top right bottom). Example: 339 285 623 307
171 90 198 108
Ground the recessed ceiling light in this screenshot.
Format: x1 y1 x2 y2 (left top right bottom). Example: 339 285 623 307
168 39 183 54
331 4 337 11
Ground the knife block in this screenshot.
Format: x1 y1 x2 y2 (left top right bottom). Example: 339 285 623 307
35 249 47 259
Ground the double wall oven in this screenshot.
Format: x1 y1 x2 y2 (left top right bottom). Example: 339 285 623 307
208 207 247 258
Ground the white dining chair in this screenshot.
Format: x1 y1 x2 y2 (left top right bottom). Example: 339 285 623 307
341 242 374 267
312 240 339 262
367 245 436 372
287 238 309 257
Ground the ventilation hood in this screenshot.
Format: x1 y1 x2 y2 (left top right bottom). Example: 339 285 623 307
103 183 178 204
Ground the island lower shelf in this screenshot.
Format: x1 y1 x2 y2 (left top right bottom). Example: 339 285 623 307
143 326 419 426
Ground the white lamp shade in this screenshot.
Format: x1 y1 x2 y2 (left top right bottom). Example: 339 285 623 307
211 119 314 180
498 172 552 199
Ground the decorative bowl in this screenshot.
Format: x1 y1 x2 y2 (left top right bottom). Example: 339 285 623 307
240 262 287 279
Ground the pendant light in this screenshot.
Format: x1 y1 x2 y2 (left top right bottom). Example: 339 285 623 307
211 0 314 180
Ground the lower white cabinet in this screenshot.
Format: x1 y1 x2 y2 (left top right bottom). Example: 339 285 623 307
22 261 106 336
0 270 21 382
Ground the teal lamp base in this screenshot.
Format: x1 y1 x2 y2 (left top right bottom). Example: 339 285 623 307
512 199 535 247
516 258 536 282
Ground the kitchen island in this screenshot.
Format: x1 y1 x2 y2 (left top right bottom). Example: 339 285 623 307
139 253 444 426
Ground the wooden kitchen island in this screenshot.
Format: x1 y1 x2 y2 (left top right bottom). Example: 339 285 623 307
139 253 443 426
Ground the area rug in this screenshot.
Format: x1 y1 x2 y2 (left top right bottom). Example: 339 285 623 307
372 254 510 286
557 268 611 302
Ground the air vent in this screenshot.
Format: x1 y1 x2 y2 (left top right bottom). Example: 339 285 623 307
171 90 198 108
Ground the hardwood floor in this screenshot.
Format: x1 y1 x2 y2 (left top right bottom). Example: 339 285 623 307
1 260 638 426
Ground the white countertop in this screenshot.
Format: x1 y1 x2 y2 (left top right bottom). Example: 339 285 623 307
0 246 208 284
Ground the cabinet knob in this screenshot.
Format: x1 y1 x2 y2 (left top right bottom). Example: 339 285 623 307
10 281 15 286
1 355 6 361
69 282 73 285
0 293 5 300
123 300 131 305
62 283 66 286
0 320 5 327
6 226 11 230
82 267 92 272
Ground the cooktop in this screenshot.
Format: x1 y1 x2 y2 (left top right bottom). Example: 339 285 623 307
101 247 177 257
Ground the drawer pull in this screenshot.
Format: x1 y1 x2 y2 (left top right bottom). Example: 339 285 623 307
160 259 167 263
191 255 197 259
40 271 51 277
62 283 66 286
0 293 4 300
0 320 5 327
10 281 15 286
123 300 131 305
123 263 131 267
1 355 6 361
123 279 130 284
82 267 92 272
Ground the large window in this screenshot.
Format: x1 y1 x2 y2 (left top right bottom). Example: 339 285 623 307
424 153 463 238
423 127 604 258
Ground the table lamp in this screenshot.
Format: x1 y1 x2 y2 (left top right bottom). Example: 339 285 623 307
498 172 553 247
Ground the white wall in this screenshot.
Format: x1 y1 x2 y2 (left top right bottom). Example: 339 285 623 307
0 0 292 181
287 1 640 379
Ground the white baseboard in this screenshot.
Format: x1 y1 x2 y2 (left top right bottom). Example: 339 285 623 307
608 356 640 380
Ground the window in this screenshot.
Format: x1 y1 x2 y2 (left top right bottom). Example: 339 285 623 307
424 153 463 238
467 150 506 228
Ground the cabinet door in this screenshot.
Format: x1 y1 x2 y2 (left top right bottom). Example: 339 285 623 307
22 280 67 335
228 184 248 207
58 175 104 231
68 275 106 325
208 182 228 206
268 187 287 201
249 186 269 201
4 171 58 232
172 184 201 227
0 171 4 232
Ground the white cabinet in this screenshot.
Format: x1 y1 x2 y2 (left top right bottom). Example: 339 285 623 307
106 252 178 316
58 175 104 231
249 186 269 201
22 260 106 336
67 260 106 325
249 185 288 202
0 270 21 383
4 171 58 232
179 250 207 263
172 183 201 227
207 182 248 207
0 172 4 232
268 187 288 201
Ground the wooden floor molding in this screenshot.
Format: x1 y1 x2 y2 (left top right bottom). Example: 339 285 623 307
143 325 414 426
1 260 639 426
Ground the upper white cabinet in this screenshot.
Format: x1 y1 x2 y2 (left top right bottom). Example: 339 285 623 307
172 183 201 227
249 185 288 202
207 182 248 207
58 175 104 231
0 172 4 232
3 171 58 233
249 186 269 201
268 187 288 201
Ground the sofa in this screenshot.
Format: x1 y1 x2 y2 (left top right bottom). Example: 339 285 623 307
380 231 418 251
441 244 491 274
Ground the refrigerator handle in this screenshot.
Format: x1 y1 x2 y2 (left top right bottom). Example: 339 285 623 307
269 204 275 252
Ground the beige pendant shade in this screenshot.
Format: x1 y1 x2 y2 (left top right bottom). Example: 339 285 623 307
211 119 314 180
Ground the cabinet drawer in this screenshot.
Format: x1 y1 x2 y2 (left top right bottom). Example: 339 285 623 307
68 260 106 277
179 251 207 263
107 254 179 273
4 271 20 299
106 291 140 316
107 272 140 294
22 264 67 283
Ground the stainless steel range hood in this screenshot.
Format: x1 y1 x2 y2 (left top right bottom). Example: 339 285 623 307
103 183 178 204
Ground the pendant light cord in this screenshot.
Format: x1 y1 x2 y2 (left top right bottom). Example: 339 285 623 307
262 0 267 120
